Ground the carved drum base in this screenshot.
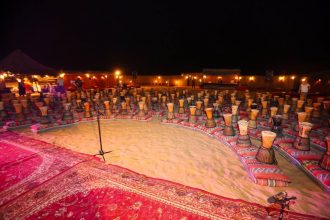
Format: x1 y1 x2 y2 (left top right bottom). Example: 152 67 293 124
293 137 310 151
223 126 235 136
272 126 283 137
232 114 238 123
205 119 216 128
84 111 92 118
188 115 196 124
256 147 277 164
62 112 74 121
195 109 202 116
138 110 145 117
178 107 185 114
167 112 175 120
237 135 251 147
40 116 51 124
213 110 220 118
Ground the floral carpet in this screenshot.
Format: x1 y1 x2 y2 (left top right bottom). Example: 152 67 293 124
0 131 325 219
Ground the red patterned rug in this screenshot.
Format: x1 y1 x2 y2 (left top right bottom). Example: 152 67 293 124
0 131 325 219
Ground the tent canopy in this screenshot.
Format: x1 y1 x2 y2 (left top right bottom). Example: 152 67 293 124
0 50 57 75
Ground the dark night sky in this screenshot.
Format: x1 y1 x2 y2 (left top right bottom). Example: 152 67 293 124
0 1 329 74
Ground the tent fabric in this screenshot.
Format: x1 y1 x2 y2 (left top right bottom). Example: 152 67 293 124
0 50 57 75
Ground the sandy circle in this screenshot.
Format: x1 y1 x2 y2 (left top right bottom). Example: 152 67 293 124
19 119 330 218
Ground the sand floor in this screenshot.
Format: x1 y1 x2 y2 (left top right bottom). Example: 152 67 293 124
17 119 330 218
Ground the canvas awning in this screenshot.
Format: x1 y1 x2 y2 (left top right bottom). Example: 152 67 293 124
0 49 57 75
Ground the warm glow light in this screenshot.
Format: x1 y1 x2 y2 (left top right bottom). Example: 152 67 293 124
234 76 239 80
101 76 105 79
33 75 38 78
249 76 255 81
105 75 108 78
217 76 222 79
158 76 161 79
239 76 242 80
175 80 178 84
85 74 90 78
119 80 122 83
129 80 132 83
193 76 197 79
45 75 49 77
17 78 21 82
278 76 285 81
59 73 65 78
115 70 121 76
301 78 306 82
291 76 295 80
92 76 96 79
119 75 123 79
166 80 169 84
203 75 206 79
199 79 202 82
0 75 4 80
185 76 188 79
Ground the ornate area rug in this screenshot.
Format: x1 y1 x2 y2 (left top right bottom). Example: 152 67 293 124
0 131 324 220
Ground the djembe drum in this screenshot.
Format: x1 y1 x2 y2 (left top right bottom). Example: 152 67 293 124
203 98 209 110
231 95 236 106
235 100 241 107
170 93 175 102
304 106 313 122
231 105 239 123
167 103 175 120
178 99 185 114
269 107 278 125
294 112 307 132
138 101 145 117
248 109 259 129
320 136 330 170
20 99 30 114
223 113 234 136
237 120 251 147
296 100 305 113
161 96 167 109
278 98 284 114
39 106 51 124
306 99 313 107
282 104 290 120
196 101 203 116
84 102 92 118
271 115 283 137
189 106 197 123
285 94 291 105
293 122 313 151
121 102 128 115
213 102 220 118
261 101 268 118
205 108 216 128
104 101 111 117
300 93 306 101
256 131 277 164
13 103 24 122
76 100 84 113
246 98 253 112
218 95 224 108
125 97 131 112
312 103 321 118
62 103 73 121
291 98 298 112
